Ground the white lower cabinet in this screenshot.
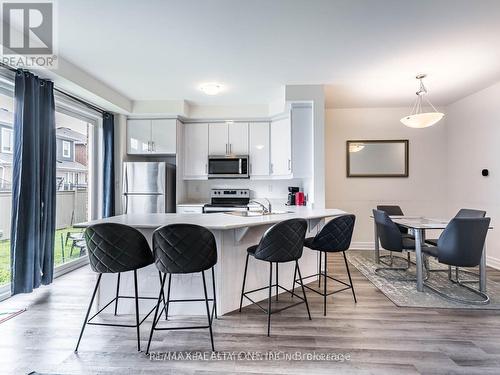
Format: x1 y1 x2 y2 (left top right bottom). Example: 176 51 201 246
177 204 204 214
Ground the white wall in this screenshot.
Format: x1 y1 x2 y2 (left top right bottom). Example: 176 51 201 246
325 107 448 248
446 81 500 267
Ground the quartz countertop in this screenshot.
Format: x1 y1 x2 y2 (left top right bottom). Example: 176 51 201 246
75 206 347 231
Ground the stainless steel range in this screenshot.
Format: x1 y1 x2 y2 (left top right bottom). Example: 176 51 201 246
202 189 250 213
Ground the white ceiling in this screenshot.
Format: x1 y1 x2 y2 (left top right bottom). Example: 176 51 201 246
55 0 500 108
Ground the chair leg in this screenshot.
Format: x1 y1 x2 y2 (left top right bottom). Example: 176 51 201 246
318 251 322 288
75 274 101 352
146 273 166 355
60 233 65 263
211 267 217 319
202 271 215 351
114 273 120 315
165 274 172 319
158 271 168 320
323 252 328 316
296 260 311 320
291 262 298 298
343 251 357 303
133 270 141 352
267 262 273 337
275 262 279 301
239 253 250 312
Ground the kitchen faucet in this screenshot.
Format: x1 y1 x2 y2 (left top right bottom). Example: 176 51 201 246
250 198 272 214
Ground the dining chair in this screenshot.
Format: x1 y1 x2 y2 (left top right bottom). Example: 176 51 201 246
376 205 414 267
425 209 486 281
373 209 418 280
422 217 490 304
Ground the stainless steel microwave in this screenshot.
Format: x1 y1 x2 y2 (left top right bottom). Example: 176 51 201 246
208 155 249 179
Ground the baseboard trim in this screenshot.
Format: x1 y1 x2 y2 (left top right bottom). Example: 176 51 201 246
350 242 500 271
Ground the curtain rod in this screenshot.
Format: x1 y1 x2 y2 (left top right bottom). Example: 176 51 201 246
0 62 107 116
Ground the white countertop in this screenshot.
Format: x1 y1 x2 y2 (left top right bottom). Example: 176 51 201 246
75 207 347 231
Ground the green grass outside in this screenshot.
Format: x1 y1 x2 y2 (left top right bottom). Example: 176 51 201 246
0 227 86 286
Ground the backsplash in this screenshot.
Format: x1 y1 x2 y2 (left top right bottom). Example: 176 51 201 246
185 178 306 205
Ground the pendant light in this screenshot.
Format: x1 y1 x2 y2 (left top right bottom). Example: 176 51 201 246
401 74 444 128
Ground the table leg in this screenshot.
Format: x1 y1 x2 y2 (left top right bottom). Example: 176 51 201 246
414 229 423 292
374 219 380 264
480 242 487 292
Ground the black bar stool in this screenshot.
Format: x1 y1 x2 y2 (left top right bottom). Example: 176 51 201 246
75 223 165 352
239 218 311 336
146 224 218 353
293 214 356 316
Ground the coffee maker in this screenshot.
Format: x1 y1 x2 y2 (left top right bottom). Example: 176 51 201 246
287 186 300 205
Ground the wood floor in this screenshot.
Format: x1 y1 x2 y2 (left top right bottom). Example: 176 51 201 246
1 253 500 375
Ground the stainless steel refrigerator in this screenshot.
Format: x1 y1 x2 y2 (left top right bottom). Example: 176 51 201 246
122 162 176 214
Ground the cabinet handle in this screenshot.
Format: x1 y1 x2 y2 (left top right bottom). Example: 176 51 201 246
229 144 232 154
249 163 252 174
270 163 274 174
225 144 228 155
147 141 151 152
288 159 291 171
152 141 155 152
205 163 208 174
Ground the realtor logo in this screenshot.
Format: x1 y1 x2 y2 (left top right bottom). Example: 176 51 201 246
1 1 57 67
2 2 53 54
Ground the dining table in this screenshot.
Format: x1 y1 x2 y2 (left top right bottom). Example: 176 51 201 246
372 216 490 293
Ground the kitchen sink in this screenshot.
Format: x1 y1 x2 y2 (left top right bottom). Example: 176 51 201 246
224 210 294 217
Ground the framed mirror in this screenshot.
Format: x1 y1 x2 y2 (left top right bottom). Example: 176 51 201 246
346 140 409 177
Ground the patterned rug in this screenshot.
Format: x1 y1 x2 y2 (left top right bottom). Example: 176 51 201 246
346 250 500 309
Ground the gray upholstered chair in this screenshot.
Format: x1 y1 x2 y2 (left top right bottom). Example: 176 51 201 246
376 205 414 267
425 209 486 280
373 209 417 279
422 217 490 304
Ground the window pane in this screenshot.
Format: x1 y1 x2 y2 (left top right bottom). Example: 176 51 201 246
55 111 91 266
0 91 13 286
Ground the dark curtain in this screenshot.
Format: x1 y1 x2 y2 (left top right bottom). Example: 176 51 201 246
10 70 56 295
102 112 115 218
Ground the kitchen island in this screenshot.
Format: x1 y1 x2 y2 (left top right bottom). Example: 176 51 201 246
76 207 347 316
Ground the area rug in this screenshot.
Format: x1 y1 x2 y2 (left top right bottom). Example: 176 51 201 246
0 308 26 324
346 250 500 309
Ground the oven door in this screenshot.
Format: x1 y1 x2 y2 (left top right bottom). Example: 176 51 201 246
208 156 249 179
203 205 249 213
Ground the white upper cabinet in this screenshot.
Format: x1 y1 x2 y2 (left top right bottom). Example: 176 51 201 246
270 117 292 177
208 123 228 155
208 122 248 155
151 119 177 154
228 122 248 155
127 119 151 154
183 123 208 179
127 118 177 155
249 122 270 178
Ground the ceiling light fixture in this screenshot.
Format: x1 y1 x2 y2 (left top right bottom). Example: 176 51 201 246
200 82 224 96
401 74 444 128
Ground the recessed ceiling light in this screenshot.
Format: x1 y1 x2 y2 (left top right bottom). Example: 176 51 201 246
200 82 224 96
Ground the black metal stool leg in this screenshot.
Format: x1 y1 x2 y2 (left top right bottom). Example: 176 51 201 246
158 271 168 320
324 252 328 316
202 271 215 351
291 262 298 298
239 253 250 312
114 273 120 315
133 270 141 351
211 267 217 319
75 274 102 352
165 274 172 319
343 251 357 303
275 263 279 301
146 273 166 355
296 261 311 320
318 251 322 288
267 262 273 336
